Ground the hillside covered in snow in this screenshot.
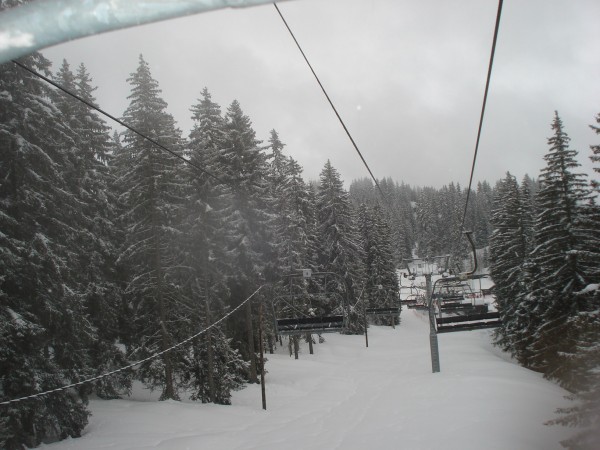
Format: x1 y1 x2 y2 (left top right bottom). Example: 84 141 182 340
46 309 572 450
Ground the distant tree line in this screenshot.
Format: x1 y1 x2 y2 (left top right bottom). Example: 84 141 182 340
349 176 497 269
489 112 600 449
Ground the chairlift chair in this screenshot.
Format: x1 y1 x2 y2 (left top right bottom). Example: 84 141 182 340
365 284 400 317
432 233 501 333
363 285 401 329
272 270 349 336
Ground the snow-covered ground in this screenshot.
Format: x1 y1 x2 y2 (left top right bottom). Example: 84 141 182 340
45 309 572 450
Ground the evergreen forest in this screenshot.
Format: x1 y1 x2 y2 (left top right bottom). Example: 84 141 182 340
0 51 598 449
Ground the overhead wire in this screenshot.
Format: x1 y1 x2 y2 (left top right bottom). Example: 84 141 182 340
273 3 388 203
460 0 503 231
0 285 264 406
11 59 228 186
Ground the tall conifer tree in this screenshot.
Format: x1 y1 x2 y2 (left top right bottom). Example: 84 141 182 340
528 112 596 380
0 53 89 448
489 173 531 355
316 160 365 333
180 87 247 403
217 100 270 382
53 60 130 398
113 55 187 400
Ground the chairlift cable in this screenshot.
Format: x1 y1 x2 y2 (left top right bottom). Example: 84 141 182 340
0 285 264 406
273 3 388 204
11 59 229 186
460 0 503 231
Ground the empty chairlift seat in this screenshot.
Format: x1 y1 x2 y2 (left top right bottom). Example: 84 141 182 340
435 310 501 333
365 306 401 316
276 315 344 335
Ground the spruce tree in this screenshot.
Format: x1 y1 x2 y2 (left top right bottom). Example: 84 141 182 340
267 131 316 275
528 112 596 381
550 292 600 450
489 172 531 356
474 181 493 247
316 160 365 333
548 112 600 450
113 55 187 400
179 87 247 403
519 175 537 251
358 203 400 325
217 100 270 382
53 60 130 398
415 188 438 257
0 53 89 448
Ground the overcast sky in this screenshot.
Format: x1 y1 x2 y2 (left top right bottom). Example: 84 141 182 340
41 0 599 189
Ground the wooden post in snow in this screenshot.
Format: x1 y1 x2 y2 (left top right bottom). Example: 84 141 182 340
258 298 267 410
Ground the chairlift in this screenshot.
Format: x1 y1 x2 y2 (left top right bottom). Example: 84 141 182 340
432 232 501 333
403 255 450 279
399 281 426 309
364 284 400 326
271 270 349 336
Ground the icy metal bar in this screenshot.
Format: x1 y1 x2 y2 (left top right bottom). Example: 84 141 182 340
0 0 287 64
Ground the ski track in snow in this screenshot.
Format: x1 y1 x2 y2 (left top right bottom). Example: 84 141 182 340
44 310 572 450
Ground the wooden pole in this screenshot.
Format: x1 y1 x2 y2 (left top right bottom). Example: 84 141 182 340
205 298 216 403
364 298 369 348
246 298 258 383
258 299 267 410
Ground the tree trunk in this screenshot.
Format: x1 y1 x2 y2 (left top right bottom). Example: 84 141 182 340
268 333 274 354
155 227 176 400
205 297 216 403
293 335 299 360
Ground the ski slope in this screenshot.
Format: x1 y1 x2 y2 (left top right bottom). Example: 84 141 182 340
46 309 572 450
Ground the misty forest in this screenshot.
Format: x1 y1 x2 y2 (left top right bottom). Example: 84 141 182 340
1 50 599 449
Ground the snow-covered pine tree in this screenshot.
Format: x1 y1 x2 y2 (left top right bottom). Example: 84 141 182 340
349 177 377 205
379 177 412 265
395 182 416 263
216 100 270 382
53 60 131 399
265 131 320 352
179 87 248 403
519 175 537 251
113 55 187 400
474 181 493 248
415 187 439 257
0 52 90 448
316 160 365 333
267 132 317 276
373 204 400 313
265 129 290 278
528 112 596 382
357 203 375 307
489 172 531 356
546 112 600 450
549 286 600 450
358 203 400 325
